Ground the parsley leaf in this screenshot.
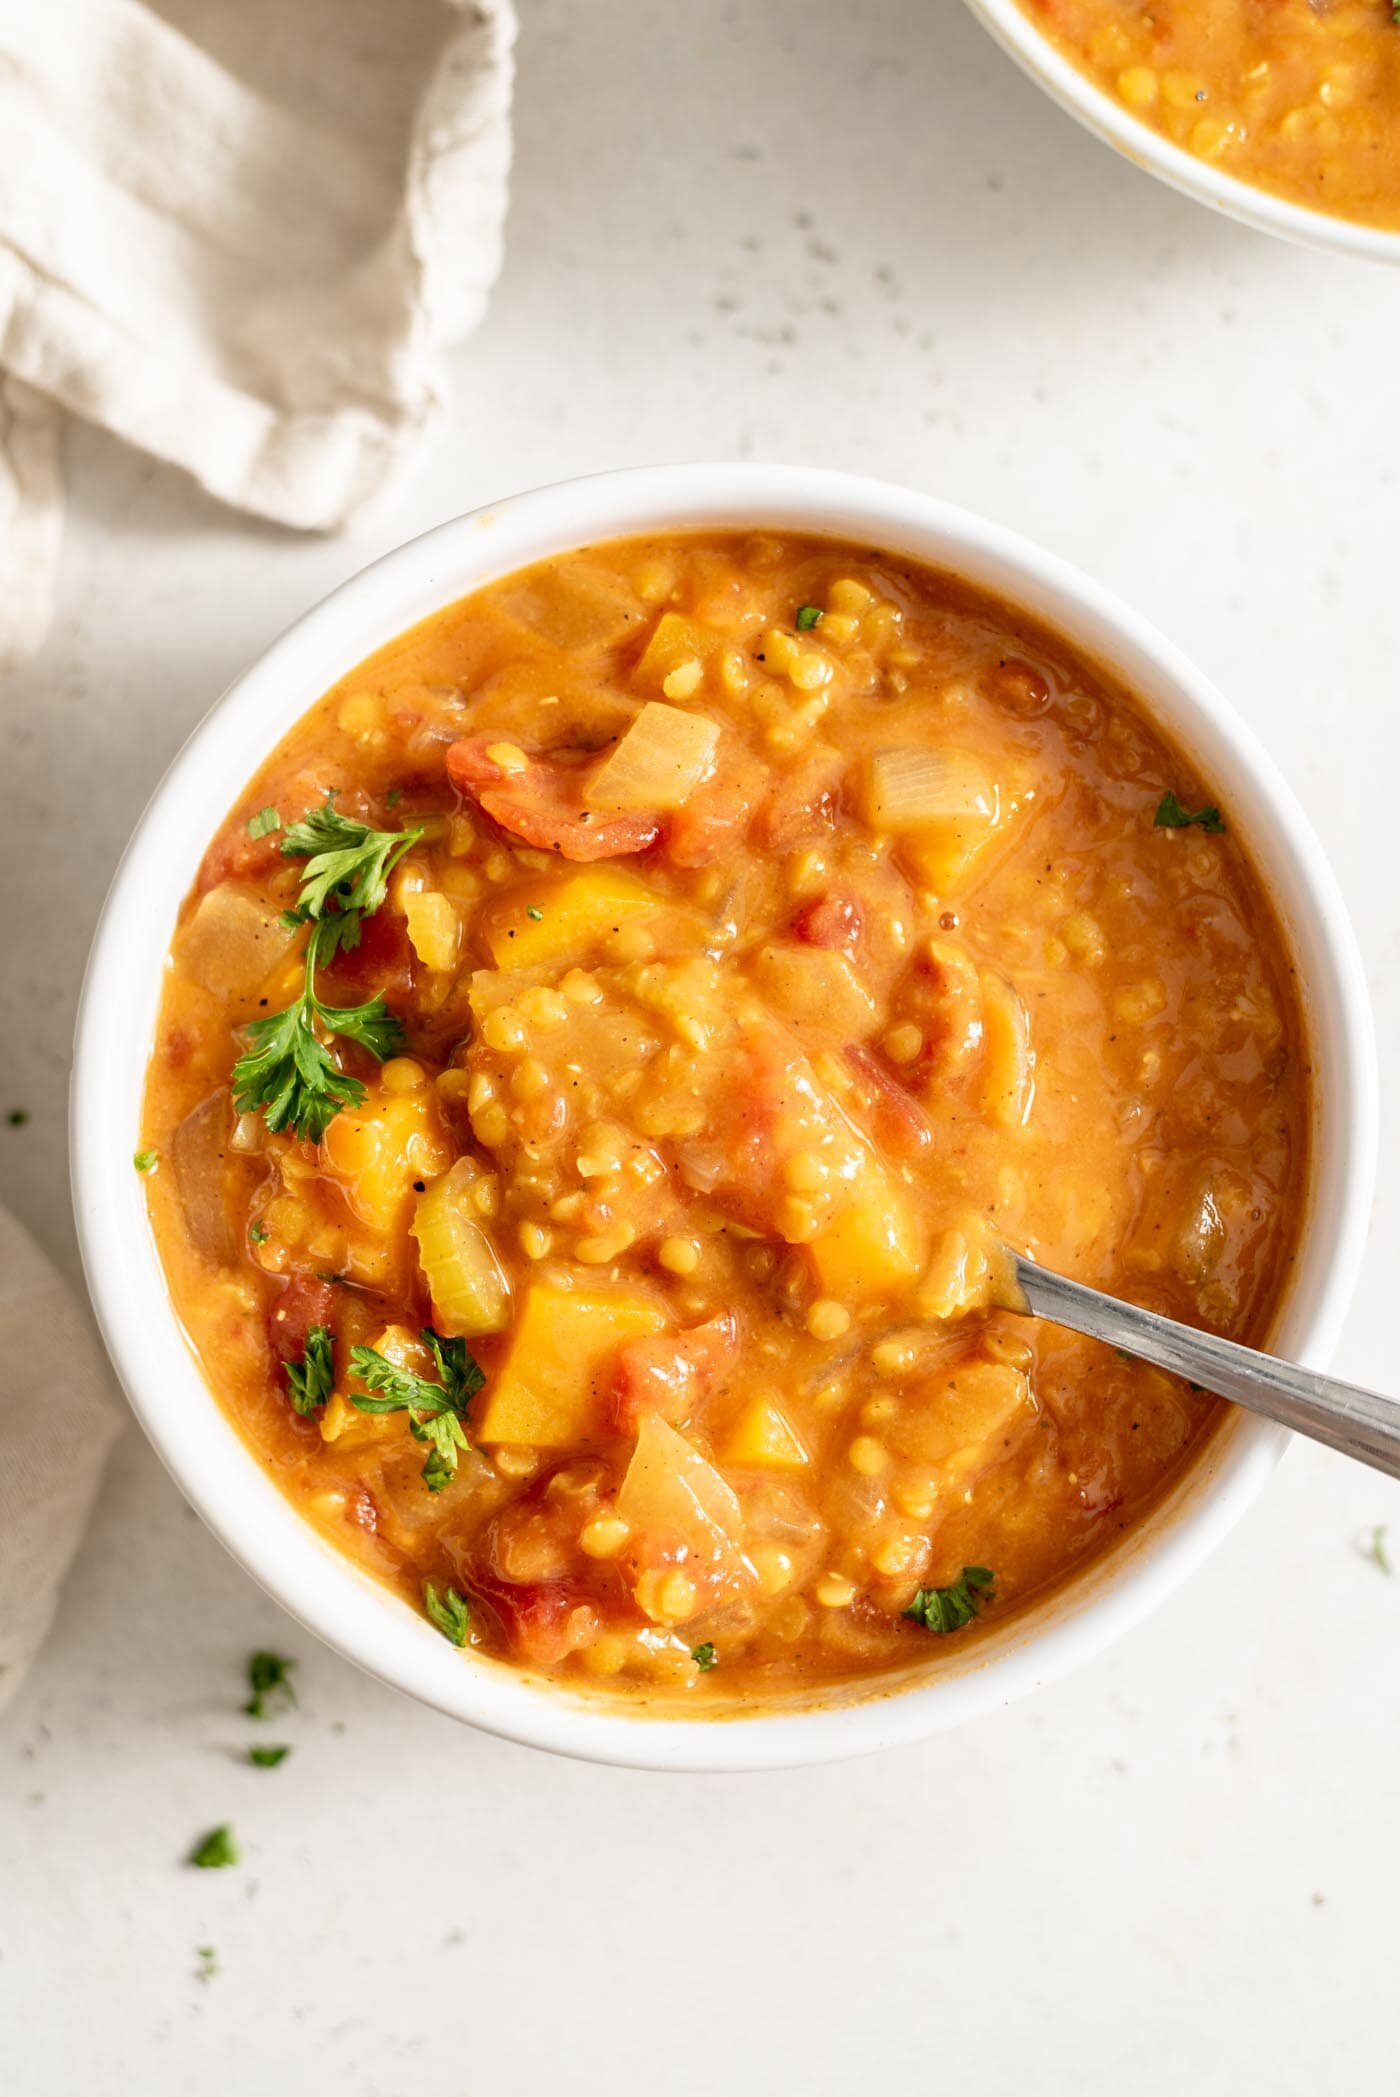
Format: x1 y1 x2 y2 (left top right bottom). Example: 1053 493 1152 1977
692 1642 718 1671
1154 790 1225 834
247 806 281 839
1366 1523 1392 1575
284 1325 334 1417
244 1650 297 1720
249 1220 269 1246
423 1579 471 1646
230 804 420 1142
903 1566 995 1635
248 1744 291 1768
349 1332 483 1491
231 918 405 1143
526 906 544 921
280 799 424 960
795 604 823 631
7 1108 28 1127
133 1149 158 1173
195 1945 219 1983
189 1825 238 1870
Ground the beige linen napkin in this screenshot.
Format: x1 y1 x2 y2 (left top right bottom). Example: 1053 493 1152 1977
0 0 517 665
0 1211 123 1711
0 0 515 1705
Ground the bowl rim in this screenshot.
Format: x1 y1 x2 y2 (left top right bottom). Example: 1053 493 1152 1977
960 0 1400 266
70 462 1377 1771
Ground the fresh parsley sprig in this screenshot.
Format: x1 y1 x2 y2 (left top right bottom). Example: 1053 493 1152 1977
230 800 422 1142
903 1566 995 1635
279 801 424 960
348 1331 484 1491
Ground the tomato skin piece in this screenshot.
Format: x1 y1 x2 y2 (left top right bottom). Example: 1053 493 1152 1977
469 1569 601 1667
446 736 660 861
266 1275 338 1365
791 892 863 956
843 1044 935 1160
607 1313 738 1434
319 903 416 1000
662 760 761 867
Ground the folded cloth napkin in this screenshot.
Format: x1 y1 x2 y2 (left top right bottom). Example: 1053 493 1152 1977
0 0 517 666
0 0 515 1704
0 1211 123 1712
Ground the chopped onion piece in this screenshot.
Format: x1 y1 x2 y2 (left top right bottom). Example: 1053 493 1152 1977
585 702 720 813
863 748 996 832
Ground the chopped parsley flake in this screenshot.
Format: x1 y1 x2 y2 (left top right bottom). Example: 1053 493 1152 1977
248 1744 291 1769
247 806 281 839
423 1580 471 1646
188 1825 238 1870
692 1642 718 1671
1155 790 1225 834
795 604 823 631
284 1325 334 1418
1366 1524 1391 1575
133 1149 158 1174
903 1566 995 1635
526 906 544 921
6 1108 28 1127
244 1650 297 1720
249 1220 269 1246
195 1945 218 1983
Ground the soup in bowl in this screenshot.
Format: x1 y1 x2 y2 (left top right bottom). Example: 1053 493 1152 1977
72 466 1374 1769
964 0 1400 262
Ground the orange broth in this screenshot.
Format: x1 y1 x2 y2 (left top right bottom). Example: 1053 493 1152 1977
140 531 1309 1704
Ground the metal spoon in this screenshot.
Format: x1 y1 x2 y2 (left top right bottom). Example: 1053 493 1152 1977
1007 1251 1400 1480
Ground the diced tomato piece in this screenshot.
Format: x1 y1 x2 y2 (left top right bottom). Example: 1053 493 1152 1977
760 748 842 852
446 736 660 861
469 1569 601 1668
844 1044 935 1160
266 1275 338 1365
319 902 416 1000
607 1313 738 1434
790 892 863 956
661 758 762 867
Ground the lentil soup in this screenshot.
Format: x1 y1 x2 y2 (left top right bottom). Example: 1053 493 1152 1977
1018 0 1400 232
141 531 1309 1706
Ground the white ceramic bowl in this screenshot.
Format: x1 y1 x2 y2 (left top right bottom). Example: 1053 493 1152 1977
962 0 1400 266
72 464 1376 1770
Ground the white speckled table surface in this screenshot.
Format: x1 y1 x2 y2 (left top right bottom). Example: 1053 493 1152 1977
2 3 1398 2091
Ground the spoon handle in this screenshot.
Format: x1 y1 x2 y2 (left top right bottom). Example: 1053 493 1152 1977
1010 1253 1400 1481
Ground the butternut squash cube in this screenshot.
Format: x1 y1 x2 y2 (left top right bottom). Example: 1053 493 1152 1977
808 1163 923 1299
722 1397 810 1471
482 867 663 970
477 1281 666 1446
634 611 728 686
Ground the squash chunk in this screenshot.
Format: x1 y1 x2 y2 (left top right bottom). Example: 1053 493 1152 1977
634 611 728 686
477 1282 666 1446
482 867 663 970
808 1162 923 1299
722 1397 809 1471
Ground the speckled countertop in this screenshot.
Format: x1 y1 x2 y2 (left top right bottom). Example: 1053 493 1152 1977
3 3 1399 2092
